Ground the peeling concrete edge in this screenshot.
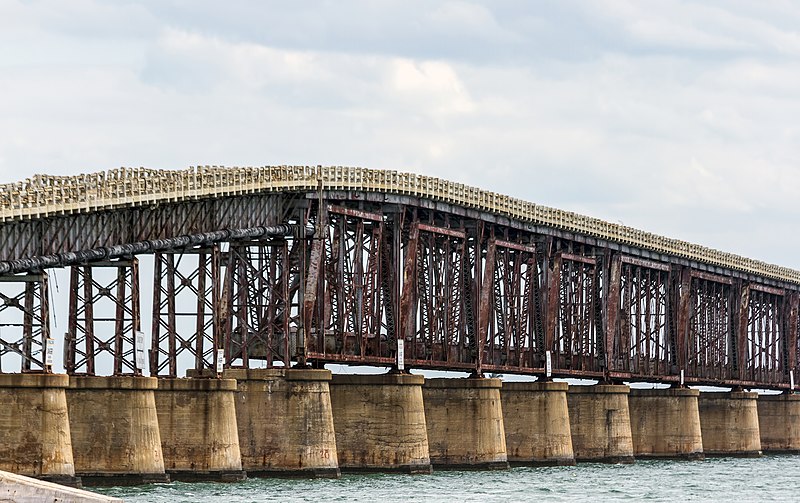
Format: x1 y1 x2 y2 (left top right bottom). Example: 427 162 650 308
0 470 123 503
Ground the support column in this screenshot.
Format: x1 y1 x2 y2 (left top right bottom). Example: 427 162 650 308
567 385 634 463
154 378 245 481
329 374 431 473
223 368 339 478
698 391 761 457
0 374 79 487
501 381 575 466
422 378 508 470
628 388 703 459
757 393 800 453
66 376 168 485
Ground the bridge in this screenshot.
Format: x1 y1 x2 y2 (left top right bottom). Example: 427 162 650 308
0 166 797 485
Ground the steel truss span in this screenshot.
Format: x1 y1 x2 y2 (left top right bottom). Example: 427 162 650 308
0 166 797 390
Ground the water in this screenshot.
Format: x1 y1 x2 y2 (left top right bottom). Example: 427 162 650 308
96 455 794 502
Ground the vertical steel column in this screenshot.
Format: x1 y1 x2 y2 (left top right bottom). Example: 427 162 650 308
150 247 220 377
65 260 142 376
314 206 386 361
222 240 290 369
673 267 692 380
787 292 799 386
605 254 622 376
0 272 50 373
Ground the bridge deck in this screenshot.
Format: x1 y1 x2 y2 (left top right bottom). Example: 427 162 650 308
0 166 796 390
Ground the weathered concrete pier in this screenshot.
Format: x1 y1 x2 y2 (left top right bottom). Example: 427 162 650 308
66 376 169 485
154 377 245 481
422 378 509 470
224 368 340 478
329 373 431 473
501 381 575 466
757 393 800 453
567 385 634 463
698 391 762 457
628 388 704 459
0 374 78 487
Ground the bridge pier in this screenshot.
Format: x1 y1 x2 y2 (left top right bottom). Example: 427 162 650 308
329 373 431 473
501 381 575 466
422 378 508 470
628 388 704 459
66 376 169 485
757 393 800 453
0 374 79 487
223 368 340 478
154 377 245 481
698 391 761 457
567 385 634 463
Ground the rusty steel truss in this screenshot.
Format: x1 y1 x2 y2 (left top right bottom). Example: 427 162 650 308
0 172 798 390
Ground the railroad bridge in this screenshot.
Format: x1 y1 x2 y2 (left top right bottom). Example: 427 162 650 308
0 166 798 485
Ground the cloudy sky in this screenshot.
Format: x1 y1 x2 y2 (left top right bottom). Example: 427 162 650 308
2 1 799 268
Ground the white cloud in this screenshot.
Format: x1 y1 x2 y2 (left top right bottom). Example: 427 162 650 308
1 1 800 268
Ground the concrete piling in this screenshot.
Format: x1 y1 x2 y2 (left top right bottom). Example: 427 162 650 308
329 373 431 473
501 381 575 466
422 377 509 470
154 377 245 481
757 393 800 453
0 374 79 487
224 368 340 478
698 391 761 457
567 385 635 463
66 376 169 485
628 388 704 459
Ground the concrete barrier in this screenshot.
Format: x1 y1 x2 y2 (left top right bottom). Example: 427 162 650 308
757 393 800 453
501 381 575 466
224 368 340 478
154 377 245 481
329 373 431 473
422 377 508 470
66 376 169 485
0 470 122 503
567 385 634 463
698 391 761 457
628 388 703 459
0 373 79 487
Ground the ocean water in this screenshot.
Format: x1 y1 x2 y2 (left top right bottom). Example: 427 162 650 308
96 455 796 503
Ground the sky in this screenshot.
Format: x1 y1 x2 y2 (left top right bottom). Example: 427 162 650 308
2 0 800 269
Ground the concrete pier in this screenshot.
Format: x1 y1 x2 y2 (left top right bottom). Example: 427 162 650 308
66 376 169 485
501 381 575 466
329 373 431 473
154 378 245 481
628 388 704 459
224 368 340 478
757 393 800 453
0 374 78 487
567 385 634 463
698 391 761 457
422 378 508 470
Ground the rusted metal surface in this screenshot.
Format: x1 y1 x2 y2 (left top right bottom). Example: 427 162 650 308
0 272 49 372
613 256 673 376
222 239 291 369
0 171 797 389
65 260 142 376
150 247 220 377
305 205 390 362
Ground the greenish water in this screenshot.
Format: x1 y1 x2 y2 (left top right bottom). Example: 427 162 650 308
96 455 795 502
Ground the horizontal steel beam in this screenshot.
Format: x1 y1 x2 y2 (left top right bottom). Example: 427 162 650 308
0 224 303 275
